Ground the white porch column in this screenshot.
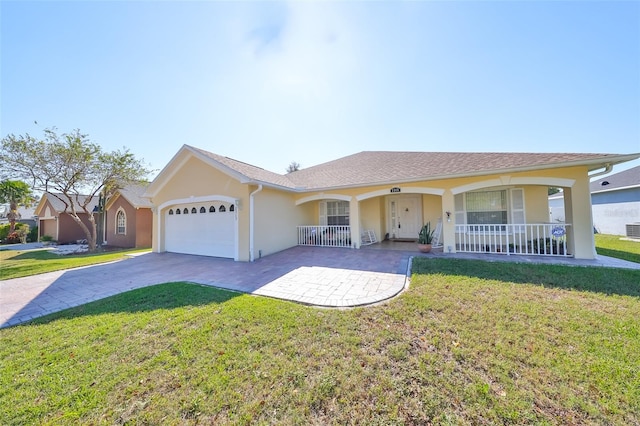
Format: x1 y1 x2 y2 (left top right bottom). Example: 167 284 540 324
564 178 596 259
152 206 161 253
441 190 456 253
349 197 361 249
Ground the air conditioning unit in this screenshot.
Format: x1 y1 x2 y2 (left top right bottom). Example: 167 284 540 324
626 223 640 239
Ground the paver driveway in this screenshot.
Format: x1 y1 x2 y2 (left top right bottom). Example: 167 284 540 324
0 246 411 328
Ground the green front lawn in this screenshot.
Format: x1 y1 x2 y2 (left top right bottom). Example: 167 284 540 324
2 260 639 424
595 233 640 264
0 248 150 280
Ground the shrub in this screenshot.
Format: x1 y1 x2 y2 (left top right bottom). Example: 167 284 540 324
5 231 23 244
41 235 54 242
529 237 566 255
0 224 9 241
0 223 27 243
27 226 38 243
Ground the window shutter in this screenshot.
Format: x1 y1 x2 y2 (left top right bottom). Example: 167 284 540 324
454 193 465 224
510 188 525 224
319 201 327 226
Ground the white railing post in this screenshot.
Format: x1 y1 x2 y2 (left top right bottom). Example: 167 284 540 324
454 223 571 257
297 225 352 248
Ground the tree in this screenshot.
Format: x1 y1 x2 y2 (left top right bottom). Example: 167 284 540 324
548 187 561 196
0 128 151 251
0 180 34 233
286 161 301 173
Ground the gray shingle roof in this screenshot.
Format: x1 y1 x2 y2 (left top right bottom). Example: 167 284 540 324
286 151 635 190
115 182 153 208
183 146 639 191
591 165 640 193
44 193 99 213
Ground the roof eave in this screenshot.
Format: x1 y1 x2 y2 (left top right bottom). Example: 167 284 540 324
292 153 640 193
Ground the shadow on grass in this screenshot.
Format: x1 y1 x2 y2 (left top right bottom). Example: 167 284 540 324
27 282 240 327
412 258 640 298
4 250 58 261
596 247 640 265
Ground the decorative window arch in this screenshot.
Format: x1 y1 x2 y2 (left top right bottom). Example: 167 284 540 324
200 206 206 213
229 204 235 212
168 209 174 215
116 209 126 235
183 208 189 214
219 205 226 212
191 207 197 214
209 206 215 213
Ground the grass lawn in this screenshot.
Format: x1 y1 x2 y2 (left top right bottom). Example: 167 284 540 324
0 248 151 280
1 260 639 424
595 233 640 264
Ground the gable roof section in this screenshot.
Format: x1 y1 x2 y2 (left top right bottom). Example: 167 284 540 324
145 145 640 195
105 182 153 210
144 145 298 197
34 193 99 216
590 165 640 194
189 146 296 189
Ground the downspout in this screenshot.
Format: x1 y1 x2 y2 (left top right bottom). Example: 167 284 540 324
249 184 263 262
588 163 612 179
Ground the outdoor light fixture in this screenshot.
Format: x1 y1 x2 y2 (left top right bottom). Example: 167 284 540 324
446 211 451 222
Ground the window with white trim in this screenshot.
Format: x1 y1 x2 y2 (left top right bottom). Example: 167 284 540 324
116 209 126 234
326 201 349 226
466 190 507 225
455 189 525 229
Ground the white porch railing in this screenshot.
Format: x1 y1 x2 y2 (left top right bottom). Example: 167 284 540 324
455 223 571 257
298 226 352 248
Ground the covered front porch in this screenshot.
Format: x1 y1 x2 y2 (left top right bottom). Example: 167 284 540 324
297 223 573 257
296 164 596 259
294 180 587 258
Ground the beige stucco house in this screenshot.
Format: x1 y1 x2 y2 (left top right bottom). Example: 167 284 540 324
143 145 639 261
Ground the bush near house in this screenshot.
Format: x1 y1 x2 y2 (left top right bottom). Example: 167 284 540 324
0 223 27 243
27 226 38 243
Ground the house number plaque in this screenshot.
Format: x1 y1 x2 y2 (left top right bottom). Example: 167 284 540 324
390 187 401 193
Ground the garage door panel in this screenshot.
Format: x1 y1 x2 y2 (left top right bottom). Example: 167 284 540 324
165 203 235 258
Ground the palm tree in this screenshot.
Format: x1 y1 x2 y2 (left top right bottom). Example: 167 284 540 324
0 180 34 233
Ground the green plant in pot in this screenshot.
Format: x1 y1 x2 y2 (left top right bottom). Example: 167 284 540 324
418 222 434 253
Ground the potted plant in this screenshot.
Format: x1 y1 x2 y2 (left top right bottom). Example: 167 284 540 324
418 222 434 253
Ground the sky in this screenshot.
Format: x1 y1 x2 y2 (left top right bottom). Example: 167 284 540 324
1 0 639 180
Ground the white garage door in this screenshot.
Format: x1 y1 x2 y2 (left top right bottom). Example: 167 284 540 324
165 202 236 258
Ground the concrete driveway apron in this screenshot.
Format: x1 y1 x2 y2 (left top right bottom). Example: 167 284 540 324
1 246 410 328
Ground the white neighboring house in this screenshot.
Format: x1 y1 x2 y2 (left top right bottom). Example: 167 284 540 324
548 192 566 223
591 166 640 236
549 165 640 236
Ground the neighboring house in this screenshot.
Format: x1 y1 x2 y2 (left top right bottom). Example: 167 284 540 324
33 193 99 243
590 165 640 236
104 183 153 248
548 192 566 223
0 204 37 229
549 165 640 236
143 145 639 261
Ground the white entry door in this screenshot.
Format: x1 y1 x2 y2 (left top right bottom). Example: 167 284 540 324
389 196 422 240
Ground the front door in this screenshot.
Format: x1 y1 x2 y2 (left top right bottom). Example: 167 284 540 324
389 196 421 240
